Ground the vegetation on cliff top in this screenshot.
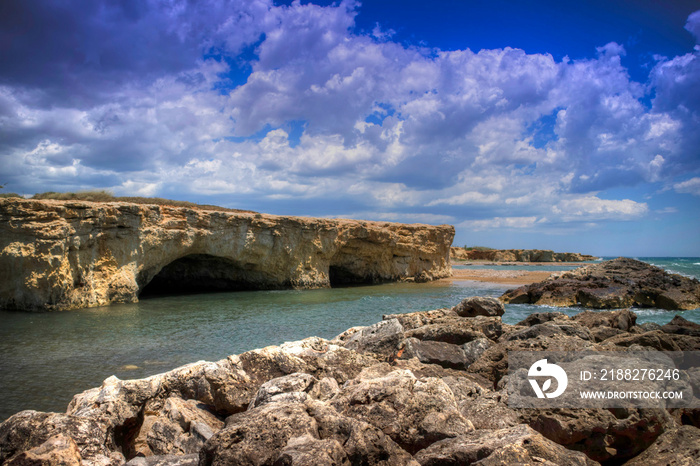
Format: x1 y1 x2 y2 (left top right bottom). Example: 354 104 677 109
1 190 256 214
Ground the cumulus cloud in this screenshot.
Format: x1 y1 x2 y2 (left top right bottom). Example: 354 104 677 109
674 177 700 196
1 2 699 241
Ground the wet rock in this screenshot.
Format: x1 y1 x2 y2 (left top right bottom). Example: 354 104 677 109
5 435 82 466
414 424 597 466
501 257 700 310
330 369 472 454
661 315 700 337
452 296 505 317
399 338 469 370
623 425 700 465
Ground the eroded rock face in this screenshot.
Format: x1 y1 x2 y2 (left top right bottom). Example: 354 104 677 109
2 300 699 465
501 257 700 310
0 199 453 311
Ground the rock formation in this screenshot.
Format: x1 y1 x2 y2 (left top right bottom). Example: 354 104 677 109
1 297 698 465
501 257 700 310
451 247 597 262
0 199 453 311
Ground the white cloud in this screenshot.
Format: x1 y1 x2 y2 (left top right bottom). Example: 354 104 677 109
458 217 539 231
674 177 700 196
552 196 649 221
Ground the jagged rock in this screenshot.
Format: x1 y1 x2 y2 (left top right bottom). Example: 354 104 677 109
414 424 598 465
126 454 199 466
516 312 569 326
523 408 673 463
501 257 700 310
131 397 224 457
460 338 493 367
503 321 592 342
661 315 700 337
451 296 505 317
248 373 318 408
623 425 700 465
339 319 404 359
0 199 453 311
572 309 637 331
200 399 417 466
330 369 472 454
405 323 486 345
0 411 123 466
273 434 349 466
5 435 83 466
382 309 456 330
399 338 469 370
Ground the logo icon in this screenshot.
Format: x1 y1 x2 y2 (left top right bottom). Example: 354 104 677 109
528 358 568 398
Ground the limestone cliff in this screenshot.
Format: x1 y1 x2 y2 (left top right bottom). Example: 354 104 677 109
0 199 454 311
451 247 596 262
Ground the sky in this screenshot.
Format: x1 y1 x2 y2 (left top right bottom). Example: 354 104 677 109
1 0 699 257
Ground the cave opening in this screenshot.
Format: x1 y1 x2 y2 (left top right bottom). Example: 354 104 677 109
139 254 263 298
328 264 377 287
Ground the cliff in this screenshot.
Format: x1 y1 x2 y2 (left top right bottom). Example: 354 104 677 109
0 199 454 311
451 247 596 262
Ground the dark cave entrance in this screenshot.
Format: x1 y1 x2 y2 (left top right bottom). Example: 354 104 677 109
139 254 264 298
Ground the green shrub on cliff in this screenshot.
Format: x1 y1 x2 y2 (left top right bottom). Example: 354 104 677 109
30 190 256 214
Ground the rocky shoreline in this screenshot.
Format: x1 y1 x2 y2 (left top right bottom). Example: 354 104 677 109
501 257 700 311
1 296 698 465
451 247 597 263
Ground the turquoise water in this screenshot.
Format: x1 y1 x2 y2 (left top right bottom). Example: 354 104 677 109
0 257 697 421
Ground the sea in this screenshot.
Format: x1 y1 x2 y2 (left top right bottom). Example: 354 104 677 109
0 257 698 421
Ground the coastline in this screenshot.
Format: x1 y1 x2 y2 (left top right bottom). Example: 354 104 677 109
434 260 588 286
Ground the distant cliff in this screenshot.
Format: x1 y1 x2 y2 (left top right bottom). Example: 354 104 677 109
451 247 596 262
0 199 454 311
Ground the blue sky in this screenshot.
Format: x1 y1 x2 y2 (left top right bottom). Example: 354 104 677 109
1 0 699 256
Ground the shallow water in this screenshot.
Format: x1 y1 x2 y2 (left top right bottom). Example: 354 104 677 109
0 257 698 421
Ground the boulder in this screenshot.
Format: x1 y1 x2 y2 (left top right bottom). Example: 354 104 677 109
661 315 700 337
572 309 637 331
200 399 417 466
382 309 456 331
399 338 469 370
340 319 404 359
623 425 700 465
0 410 123 466
516 312 569 326
330 369 472 454
131 397 224 457
501 257 700 310
126 454 199 466
5 435 83 466
452 297 505 317
522 408 673 463
414 424 597 465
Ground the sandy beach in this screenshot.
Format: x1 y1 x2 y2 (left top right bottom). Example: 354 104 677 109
437 261 587 286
